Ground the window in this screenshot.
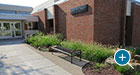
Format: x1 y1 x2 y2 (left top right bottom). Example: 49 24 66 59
48 19 54 33
32 22 39 30
0 10 15 14
0 10 30 15
24 22 39 30
0 23 2 36
24 23 28 30
28 23 32 30
17 11 30 15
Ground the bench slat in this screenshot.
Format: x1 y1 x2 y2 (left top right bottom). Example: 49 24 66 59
51 46 82 63
52 47 71 55
57 46 73 53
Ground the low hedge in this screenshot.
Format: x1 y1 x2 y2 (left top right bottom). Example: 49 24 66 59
60 41 113 63
27 33 113 63
125 47 140 55
27 33 62 47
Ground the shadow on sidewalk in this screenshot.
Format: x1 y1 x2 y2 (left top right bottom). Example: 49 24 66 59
0 38 25 46
58 55 88 67
0 53 51 75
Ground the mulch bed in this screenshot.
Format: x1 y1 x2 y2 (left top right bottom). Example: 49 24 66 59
82 62 121 75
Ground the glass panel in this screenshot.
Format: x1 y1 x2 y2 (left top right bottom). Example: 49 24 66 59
29 23 32 30
0 23 2 36
0 10 15 14
11 23 14 30
15 31 21 36
24 23 28 30
17 11 30 15
0 23 2 31
0 32 2 36
3 23 11 37
3 23 10 30
15 23 21 31
4 32 11 36
11 23 14 37
33 22 39 30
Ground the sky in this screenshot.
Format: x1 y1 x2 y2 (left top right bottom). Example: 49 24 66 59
0 0 48 8
136 0 140 1
0 0 140 8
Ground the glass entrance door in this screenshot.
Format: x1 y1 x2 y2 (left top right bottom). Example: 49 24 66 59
0 21 22 39
0 23 3 38
3 22 12 38
13 22 22 38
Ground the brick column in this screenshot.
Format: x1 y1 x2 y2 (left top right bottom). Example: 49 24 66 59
131 3 140 47
32 9 50 34
119 0 127 47
53 5 58 34
44 9 50 34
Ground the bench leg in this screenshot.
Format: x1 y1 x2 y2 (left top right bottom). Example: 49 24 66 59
80 51 82 61
80 56 81 61
52 52 54 55
71 53 73 63
71 56 73 63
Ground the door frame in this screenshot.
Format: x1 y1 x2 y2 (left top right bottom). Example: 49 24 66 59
0 21 22 39
11 21 22 38
0 21 12 39
0 22 3 39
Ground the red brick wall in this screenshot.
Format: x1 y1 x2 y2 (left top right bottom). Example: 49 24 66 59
32 9 50 34
54 0 94 43
53 5 67 36
54 0 126 44
94 0 126 45
131 3 140 47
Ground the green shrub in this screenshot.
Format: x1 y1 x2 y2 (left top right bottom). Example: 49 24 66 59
60 41 84 50
55 34 64 41
133 71 140 75
131 67 140 75
113 64 130 74
113 64 140 75
37 36 48 47
125 47 140 55
27 34 61 47
44 35 61 46
27 35 40 47
60 41 113 63
95 63 105 69
27 32 43 45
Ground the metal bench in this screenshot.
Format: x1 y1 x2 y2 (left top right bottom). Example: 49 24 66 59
51 46 82 63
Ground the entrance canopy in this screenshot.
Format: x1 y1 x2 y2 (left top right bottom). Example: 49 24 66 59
0 14 38 22
0 4 32 12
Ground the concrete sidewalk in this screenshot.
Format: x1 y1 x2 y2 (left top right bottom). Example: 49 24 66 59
0 39 71 75
27 45 87 75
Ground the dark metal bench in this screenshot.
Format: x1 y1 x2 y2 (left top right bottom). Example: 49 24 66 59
51 46 82 63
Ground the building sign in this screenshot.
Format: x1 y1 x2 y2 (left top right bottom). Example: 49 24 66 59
71 5 88 15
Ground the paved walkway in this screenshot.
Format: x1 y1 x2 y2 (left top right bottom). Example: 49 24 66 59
0 39 71 75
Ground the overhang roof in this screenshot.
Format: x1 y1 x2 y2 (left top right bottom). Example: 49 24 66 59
0 4 33 12
32 0 69 13
0 14 38 22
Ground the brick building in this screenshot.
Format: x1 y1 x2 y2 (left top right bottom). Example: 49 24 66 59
32 0 140 47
